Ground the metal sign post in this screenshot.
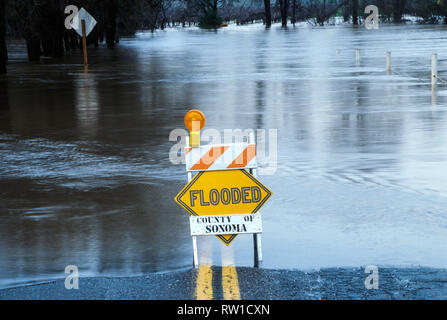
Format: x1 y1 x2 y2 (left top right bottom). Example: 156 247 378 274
175 110 272 269
71 8 97 69
185 135 199 268
81 20 88 67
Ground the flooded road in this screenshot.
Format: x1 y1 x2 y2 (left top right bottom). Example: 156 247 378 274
1 23 447 289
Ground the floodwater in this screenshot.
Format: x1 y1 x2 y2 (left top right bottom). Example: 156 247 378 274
1 23 447 289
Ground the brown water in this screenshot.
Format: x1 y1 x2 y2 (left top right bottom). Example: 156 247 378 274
1 23 447 289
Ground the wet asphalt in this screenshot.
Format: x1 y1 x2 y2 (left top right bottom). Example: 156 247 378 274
0 267 446 300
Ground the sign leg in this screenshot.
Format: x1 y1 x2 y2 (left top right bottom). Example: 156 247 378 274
192 235 199 268
253 233 263 268
256 233 263 265
253 234 258 267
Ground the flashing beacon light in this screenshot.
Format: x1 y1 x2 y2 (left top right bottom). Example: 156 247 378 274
184 109 206 148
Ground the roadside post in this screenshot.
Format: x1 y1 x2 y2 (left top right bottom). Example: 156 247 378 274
432 53 438 89
175 110 272 268
386 52 391 74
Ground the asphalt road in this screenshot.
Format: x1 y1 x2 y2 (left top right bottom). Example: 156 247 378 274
1 267 446 300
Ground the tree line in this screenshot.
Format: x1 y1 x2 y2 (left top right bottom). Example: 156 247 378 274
1 0 447 75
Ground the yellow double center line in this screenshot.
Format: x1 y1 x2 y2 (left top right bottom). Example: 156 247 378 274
195 265 214 300
195 265 241 300
222 265 241 300
195 243 241 300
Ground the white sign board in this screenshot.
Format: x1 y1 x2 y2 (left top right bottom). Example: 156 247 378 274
72 8 97 37
189 214 262 236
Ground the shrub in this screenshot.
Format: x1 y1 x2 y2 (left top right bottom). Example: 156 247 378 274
198 10 223 28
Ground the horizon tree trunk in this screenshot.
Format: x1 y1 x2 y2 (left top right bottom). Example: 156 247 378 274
352 0 358 25
291 0 296 25
105 1 117 48
25 35 41 61
51 3 65 57
279 0 290 28
393 0 405 23
317 0 327 25
24 8 42 62
264 0 272 27
342 2 350 22
40 2 64 58
0 0 7 74
15 0 42 61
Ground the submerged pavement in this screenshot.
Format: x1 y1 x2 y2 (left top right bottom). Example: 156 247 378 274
0 267 446 300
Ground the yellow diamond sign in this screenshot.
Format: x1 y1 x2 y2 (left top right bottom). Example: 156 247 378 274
174 169 272 245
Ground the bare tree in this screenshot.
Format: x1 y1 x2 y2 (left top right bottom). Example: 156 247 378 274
291 0 296 25
104 0 117 47
264 0 271 27
393 0 405 22
278 0 289 27
352 0 358 25
0 0 6 74
316 0 347 25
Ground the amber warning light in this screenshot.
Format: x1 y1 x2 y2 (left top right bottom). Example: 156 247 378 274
184 109 206 148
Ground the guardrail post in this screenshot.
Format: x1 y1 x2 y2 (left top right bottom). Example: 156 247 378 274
386 52 391 74
432 53 438 89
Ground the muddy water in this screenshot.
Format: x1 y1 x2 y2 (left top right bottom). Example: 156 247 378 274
1 23 447 288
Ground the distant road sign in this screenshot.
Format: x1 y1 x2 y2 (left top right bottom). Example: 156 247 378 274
190 214 262 236
72 8 97 37
175 169 272 245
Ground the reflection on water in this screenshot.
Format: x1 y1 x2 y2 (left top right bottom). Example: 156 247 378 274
1 24 447 288
76 70 99 138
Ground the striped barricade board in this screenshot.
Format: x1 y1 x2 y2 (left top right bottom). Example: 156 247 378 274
185 143 257 172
